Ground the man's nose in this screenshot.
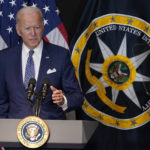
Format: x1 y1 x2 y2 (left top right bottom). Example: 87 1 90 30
31 28 36 35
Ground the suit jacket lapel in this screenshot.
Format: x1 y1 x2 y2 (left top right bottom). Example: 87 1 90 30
35 42 52 93
15 44 27 97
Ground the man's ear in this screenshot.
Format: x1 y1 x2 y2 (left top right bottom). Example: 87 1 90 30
16 24 21 36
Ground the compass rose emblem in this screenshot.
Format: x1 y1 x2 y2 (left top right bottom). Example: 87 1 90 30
72 14 150 129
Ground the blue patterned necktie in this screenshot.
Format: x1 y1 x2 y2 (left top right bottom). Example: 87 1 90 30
24 50 35 89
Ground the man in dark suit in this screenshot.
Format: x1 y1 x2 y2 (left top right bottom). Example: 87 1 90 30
0 6 83 120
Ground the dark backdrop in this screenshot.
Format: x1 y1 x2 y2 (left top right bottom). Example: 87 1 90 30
56 0 87 42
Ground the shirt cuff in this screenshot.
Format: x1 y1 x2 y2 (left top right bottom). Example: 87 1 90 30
58 95 68 111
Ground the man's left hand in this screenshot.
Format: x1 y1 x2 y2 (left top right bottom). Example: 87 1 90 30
50 86 64 105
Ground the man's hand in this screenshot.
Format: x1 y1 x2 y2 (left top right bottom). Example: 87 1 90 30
50 86 64 105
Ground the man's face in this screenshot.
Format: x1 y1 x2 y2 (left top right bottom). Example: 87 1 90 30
16 12 44 50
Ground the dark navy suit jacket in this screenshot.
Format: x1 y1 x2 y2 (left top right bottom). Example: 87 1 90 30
0 41 83 119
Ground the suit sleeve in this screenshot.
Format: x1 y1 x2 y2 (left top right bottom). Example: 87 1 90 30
0 51 9 118
61 50 84 112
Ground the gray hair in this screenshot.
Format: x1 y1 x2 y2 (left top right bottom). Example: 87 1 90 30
16 6 44 24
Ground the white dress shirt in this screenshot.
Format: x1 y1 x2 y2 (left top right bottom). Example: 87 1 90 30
22 40 43 82
22 40 67 111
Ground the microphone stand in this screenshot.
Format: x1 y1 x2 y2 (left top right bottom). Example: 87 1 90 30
34 88 49 117
34 93 42 117
27 92 42 117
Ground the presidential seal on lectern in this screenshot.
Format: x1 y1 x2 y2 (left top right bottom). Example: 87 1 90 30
17 116 49 148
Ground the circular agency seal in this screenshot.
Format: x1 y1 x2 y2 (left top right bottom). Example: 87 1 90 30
17 116 49 149
72 13 150 129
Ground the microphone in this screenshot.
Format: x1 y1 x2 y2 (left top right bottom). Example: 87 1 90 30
40 78 50 102
26 78 36 102
35 78 49 116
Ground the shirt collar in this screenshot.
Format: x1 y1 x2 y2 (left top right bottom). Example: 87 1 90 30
22 40 43 57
